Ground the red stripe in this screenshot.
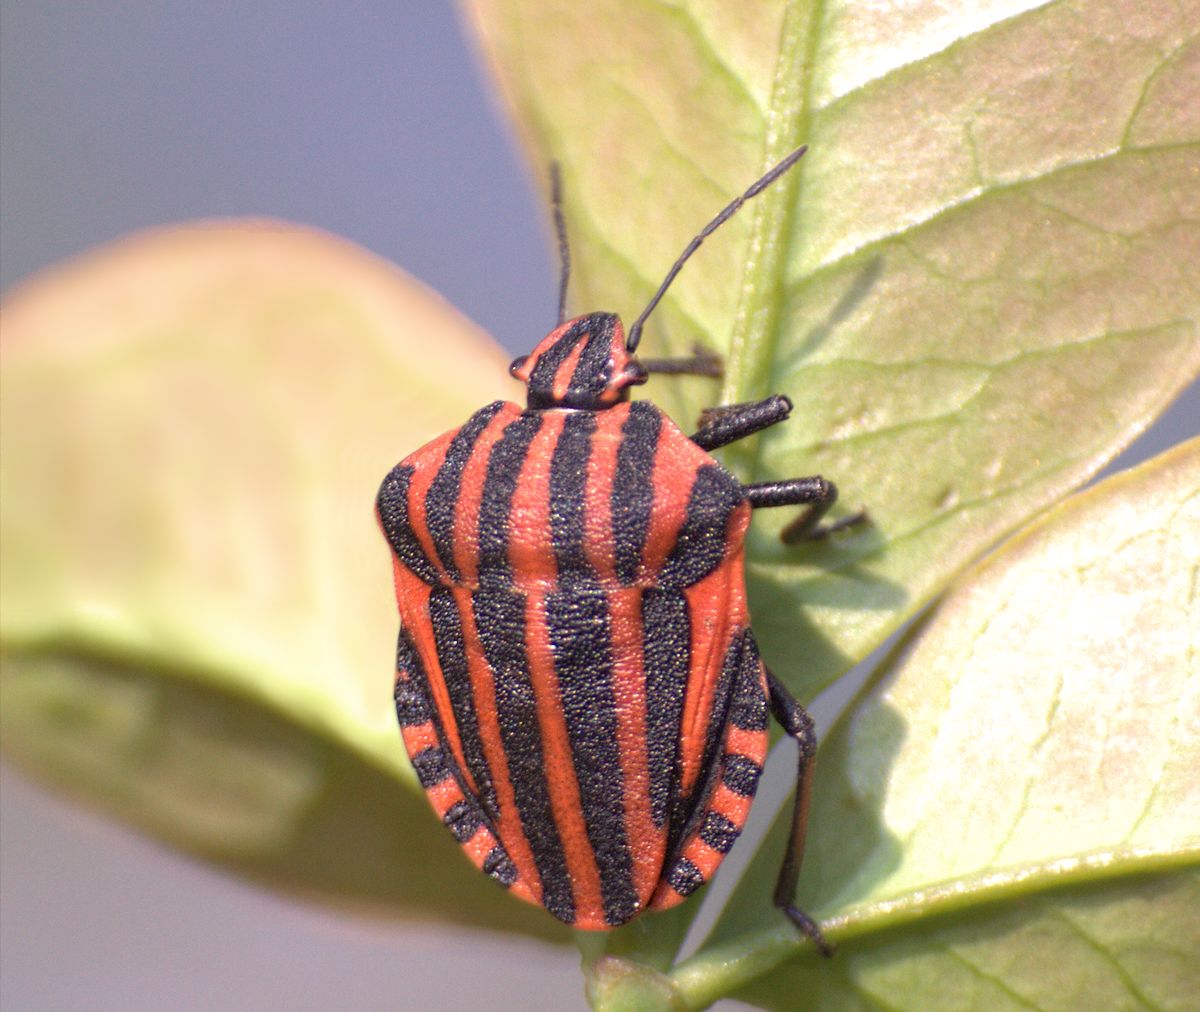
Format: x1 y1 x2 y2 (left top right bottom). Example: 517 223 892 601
677 519 749 796
509 412 608 923
524 587 606 926
723 723 767 765
392 566 478 800
585 407 664 898
398 707 537 906
452 404 519 586
400 719 440 755
404 435 453 582
606 587 665 902
458 589 545 905
639 418 696 580
508 411 564 587
583 404 625 580
551 337 587 403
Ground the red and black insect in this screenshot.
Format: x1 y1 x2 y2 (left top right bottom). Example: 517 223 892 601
377 145 862 953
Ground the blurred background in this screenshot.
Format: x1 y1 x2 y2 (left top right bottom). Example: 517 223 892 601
2 5 1195 1011
1 5 584 1009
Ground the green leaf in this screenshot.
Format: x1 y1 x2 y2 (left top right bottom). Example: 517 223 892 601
676 438 1200 1008
0 222 563 940
467 0 1200 698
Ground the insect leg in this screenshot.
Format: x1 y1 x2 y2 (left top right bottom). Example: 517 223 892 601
765 667 834 957
394 631 529 900
743 476 867 543
690 394 793 451
639 345 724 379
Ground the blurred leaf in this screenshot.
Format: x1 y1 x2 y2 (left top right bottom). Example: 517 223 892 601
467 0 1200 696
0 221 564 939
675 439 1200 1008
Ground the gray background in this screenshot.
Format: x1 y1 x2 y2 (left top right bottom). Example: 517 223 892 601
1 5 584 1010
2 4 1195 1012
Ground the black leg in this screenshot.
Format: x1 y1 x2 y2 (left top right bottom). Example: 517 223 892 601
743 476 834 509
690 395 793 451
743 476 866 543
784 509 866 544
639 344 724 379
686 392 867 538
766 669 833 958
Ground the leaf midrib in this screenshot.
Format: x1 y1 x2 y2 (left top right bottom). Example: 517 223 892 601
671 844 1199 1009
721 0 825 481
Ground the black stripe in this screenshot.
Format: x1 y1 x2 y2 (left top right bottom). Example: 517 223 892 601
429 588 498 821
393 634 431 726
528 318 588 401
393 682 429 727
443 800 483 843
411 746 452 788
659 464 745 589
722 754 763 797
667 857 704 897
567 314 618 400
377 464 439 584
398 625 501 848
474 586 575 924
549 410 597 577
641 589 688 829
699 811 740 854
425 401 506 582
612 401 661 585
476 414 543 585
702 633 746 774
728 631 768 732
547 582 639 926
470 409 572 916
482 846 519 887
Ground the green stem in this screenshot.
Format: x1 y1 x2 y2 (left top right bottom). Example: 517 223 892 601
720 0 822 479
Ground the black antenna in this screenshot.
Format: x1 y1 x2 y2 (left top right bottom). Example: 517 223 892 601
625 144 808 351
550 162 570 325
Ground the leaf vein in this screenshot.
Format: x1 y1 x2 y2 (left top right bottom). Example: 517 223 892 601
985 670 1065 867
940 945 1043 1010
642 0 767 117
776 320 1195 465
1045 904 1163 1009
788 141 1200 287
815 0 1063 110
1120 34 1200 148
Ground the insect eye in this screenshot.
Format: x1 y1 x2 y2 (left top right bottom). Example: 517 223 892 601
508 355 529 377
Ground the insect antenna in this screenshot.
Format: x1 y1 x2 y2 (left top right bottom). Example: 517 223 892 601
550 161 571 325
625 144 808 351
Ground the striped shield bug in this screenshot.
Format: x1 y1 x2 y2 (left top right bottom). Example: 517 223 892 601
377 145 864 954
